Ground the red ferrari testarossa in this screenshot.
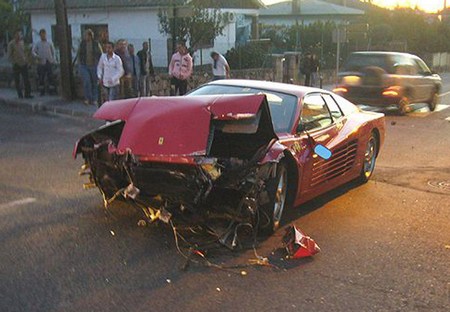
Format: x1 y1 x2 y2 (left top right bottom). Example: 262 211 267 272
74 80 385 235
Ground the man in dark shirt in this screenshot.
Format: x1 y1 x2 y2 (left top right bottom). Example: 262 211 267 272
300 52 313 87
127 44 140 97
77 29 103 105
136 41 155 96
115 39 132 98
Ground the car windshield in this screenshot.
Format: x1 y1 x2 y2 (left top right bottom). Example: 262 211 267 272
343 54 394 74
188 85 298 133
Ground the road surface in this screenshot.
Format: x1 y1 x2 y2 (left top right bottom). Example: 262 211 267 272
0 86 449 312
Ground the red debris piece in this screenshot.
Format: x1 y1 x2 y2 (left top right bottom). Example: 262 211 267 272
282 225 321 259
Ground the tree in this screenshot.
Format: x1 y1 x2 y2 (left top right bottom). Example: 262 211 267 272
158 0 225 51
0 0 29 40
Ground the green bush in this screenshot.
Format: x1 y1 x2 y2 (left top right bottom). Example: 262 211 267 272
225 42 271 69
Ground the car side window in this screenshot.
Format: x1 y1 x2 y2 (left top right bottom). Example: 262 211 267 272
393 55 419 76
322 94 343 120
414 58 432 75
299 94 333 132
332 94 359 116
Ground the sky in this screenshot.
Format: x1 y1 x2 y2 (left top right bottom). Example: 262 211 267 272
262 0 448 13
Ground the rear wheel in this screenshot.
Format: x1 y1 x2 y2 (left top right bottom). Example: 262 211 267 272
260 162 288 235
359 133 378 183
427 92 438 111
398 97 410 116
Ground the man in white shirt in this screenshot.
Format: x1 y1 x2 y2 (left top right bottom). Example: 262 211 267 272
210 51 230 81
32 29 56 95
97 42 124 104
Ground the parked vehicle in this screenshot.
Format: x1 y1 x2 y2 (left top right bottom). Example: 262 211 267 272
74 80 385 236
334 51 441 115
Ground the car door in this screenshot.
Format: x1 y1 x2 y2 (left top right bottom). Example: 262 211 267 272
392 55 423 102
295 93 339 196
413 58 437 101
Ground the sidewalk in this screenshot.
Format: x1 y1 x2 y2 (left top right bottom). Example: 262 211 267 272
0 88 97 118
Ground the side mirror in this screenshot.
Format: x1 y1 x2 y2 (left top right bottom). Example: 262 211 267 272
314 144 332 160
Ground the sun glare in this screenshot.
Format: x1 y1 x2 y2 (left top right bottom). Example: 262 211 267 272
372 0 446 13
262 0 447 13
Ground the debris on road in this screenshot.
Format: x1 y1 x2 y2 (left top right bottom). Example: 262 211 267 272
282 225 320 259
110 230 115 236
137 219 147 227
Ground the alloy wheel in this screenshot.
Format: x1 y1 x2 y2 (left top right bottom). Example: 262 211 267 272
272 166 288 230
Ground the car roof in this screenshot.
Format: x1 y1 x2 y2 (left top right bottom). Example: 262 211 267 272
350 51 420 59
206 79 324 98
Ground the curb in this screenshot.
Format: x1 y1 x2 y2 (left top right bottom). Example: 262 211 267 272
0 96 93 119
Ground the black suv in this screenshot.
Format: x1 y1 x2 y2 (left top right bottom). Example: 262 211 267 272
334 52 441 115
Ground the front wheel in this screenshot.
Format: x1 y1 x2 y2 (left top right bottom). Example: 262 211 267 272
359 133 378 183
259 162 288 235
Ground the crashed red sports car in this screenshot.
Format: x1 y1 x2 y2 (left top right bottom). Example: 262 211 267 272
74 80 385 236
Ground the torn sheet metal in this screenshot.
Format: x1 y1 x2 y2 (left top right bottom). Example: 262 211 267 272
282 225 321 259
91 94 276 158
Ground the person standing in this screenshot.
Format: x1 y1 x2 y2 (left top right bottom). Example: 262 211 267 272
127 44 140 97
7 30 33 99
97 42 124 102
137 41 155 97
168 41 193 96
77 29 103 105
310 54 319 87
210 51 230 80
32 29 56 95
300 52 313 87
115 39 133 98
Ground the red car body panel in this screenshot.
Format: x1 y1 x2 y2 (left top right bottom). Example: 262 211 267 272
93 94 270 159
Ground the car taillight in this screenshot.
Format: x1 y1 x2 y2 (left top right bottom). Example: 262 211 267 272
333 87 348 93
382 86 401 97
382 90 399 97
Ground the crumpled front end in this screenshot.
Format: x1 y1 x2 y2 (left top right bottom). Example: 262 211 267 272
75 94 284 243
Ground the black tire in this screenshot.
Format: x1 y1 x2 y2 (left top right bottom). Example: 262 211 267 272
259 162 289 235
359 132 378 183
398 97 410 116
427 92 438 111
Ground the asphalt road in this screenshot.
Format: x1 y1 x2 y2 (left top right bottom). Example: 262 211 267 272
1 90 449 311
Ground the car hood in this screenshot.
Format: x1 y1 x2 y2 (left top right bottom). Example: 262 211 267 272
93 94 277 157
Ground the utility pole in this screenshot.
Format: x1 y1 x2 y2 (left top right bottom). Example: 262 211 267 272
336 27 341 79
54 0 74 100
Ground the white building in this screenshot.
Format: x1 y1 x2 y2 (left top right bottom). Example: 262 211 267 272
23 0 263 67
